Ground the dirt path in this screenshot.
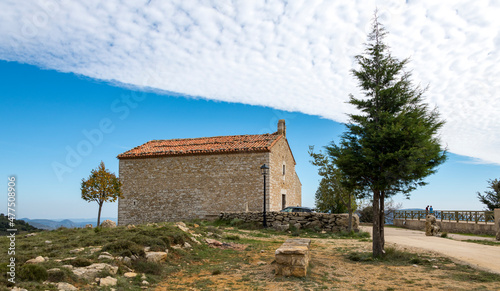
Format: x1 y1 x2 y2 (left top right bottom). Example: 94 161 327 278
361 226 500 274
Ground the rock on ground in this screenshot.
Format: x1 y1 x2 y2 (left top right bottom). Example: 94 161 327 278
425 215 440 236
100 220 116 228
124 272 138 278
175 222 190 232
56 282 78 290
69 248 84 254
145 251 168 263
72 263 118 280
98 254 114 260
100 276 118 286
26 256 45 264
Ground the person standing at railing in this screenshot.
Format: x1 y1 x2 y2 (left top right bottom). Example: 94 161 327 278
426 205 429 215
430 206 434 214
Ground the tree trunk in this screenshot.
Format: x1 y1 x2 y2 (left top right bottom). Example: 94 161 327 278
372 189 384 257
97 201 103 227
347 192 353 232
380 191 385 250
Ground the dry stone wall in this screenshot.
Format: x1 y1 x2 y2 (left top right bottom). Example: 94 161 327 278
495 209 500 241
220 212 359 232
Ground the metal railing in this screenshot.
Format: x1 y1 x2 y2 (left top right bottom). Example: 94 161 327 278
394 210 495 224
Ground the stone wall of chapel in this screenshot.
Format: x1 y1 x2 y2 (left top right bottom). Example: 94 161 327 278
118 152 269 225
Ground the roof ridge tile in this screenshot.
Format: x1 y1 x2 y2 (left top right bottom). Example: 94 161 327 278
117 132 280 159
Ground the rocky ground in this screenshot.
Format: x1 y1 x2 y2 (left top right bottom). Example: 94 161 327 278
155 227 500 290
2 220 500 290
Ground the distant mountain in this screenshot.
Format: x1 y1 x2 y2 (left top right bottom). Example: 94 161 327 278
19 217 117 230
0 213 40 234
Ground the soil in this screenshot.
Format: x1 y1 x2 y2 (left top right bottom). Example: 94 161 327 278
363 226 500 275
155 229 500 290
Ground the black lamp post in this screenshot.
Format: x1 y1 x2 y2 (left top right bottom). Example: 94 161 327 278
260 164 269 228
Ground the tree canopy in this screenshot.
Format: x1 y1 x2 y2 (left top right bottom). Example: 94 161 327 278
477 178 500 211
81 161 122 227
310 147 358 231
314 177 356 214
329 14 447 257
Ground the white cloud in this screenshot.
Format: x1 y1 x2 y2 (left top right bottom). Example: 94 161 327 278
1 0 499 164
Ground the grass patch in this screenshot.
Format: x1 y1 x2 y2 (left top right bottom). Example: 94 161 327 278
0 222 215 290
68 257 92 267
449 232 495 238
102 240 145 258
47 269 66 282
193 278 214 290
225 234 240 240
463 240 500 246
18 265 48 282
347 247 431 265
131 259 163 275
443 265 500 283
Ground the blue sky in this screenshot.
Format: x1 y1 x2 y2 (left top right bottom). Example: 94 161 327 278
1 60 499 219
1 1 500 219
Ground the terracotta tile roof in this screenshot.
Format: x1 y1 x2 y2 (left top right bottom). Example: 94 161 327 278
117 132 283 159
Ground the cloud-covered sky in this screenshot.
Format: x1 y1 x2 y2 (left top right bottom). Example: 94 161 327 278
1 0 499 165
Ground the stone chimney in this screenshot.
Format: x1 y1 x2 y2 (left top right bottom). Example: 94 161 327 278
277 119 286 137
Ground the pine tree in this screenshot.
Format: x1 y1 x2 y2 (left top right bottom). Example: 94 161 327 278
477 179 500 211
330 14 447 257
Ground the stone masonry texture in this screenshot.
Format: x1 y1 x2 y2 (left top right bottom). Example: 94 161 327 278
220 212 360 232
118 122 301 226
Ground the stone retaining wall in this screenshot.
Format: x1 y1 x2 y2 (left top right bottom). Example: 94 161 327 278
394 219 496 235
219 212 359 232
495 209 500 241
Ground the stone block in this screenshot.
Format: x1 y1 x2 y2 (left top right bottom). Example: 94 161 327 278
275 238 311 277
425 215 440 236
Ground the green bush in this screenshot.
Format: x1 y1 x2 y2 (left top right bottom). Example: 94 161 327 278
358 206 374 223
441 232 448 238
347 252 373 262
18 264 48 282
47 269 66 282
288 224 301 236
206 225 221 234
229 218 244 227
69 258 92 267
131 235 167 249
132 259 163 275
171 233 187 245
103 240 145 258
225 235 240 241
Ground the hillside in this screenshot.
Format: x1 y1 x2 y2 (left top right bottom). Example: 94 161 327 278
1 220 499 290
19 217 117 230
0 213 39 235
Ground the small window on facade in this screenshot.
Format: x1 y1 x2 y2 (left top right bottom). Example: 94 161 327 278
283 164 286 175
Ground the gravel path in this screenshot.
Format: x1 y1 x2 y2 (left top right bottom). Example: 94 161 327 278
360 226 500 275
